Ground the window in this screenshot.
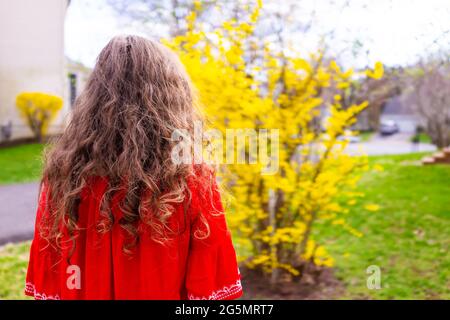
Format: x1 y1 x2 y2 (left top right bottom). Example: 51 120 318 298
69 73 77 107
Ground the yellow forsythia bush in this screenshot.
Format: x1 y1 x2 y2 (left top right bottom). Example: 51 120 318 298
16 92 63 141
168 0 383 283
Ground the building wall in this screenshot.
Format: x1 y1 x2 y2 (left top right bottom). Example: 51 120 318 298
0 0 69 140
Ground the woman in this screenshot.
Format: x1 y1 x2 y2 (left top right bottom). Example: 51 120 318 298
25 35 242 300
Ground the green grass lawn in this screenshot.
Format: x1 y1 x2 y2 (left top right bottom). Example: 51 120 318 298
0 242 31 299
359 131 374 142
410 133 432 144
0 144 448 299
316 152 450 299
0 143 44 184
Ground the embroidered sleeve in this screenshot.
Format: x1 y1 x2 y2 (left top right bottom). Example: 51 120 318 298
24 182 61 300
184 171 243 300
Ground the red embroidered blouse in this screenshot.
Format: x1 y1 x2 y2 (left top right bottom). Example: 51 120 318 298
25 172 242 300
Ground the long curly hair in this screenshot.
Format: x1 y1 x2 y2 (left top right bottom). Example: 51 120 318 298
41 35 203 253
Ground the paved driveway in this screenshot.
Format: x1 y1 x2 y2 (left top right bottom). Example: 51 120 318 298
0 182 39 245
345 133 437 156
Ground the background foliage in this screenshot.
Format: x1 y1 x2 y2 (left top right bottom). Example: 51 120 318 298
16 92 63 142
168 1 383 283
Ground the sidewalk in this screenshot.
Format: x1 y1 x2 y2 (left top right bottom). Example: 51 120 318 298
345 133 437 156
0 182 38 245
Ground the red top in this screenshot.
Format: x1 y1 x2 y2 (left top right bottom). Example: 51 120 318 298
25 172 242 300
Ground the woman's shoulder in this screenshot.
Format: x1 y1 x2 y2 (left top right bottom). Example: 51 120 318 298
186 163 222 214
187 163 217 192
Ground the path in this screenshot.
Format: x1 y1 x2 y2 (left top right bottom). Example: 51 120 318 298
0 182 38 245
345 133 437 156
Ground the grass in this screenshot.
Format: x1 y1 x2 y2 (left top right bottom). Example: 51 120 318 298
0 143 44 184
358 131 374 142
410 133 432 144
0 144 448 299
0 242 31 299
316 152 450 299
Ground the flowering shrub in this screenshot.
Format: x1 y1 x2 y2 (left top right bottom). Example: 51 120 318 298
168 0 383 283
16 92 63 141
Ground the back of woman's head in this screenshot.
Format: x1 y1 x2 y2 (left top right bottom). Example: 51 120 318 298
42 35 201 251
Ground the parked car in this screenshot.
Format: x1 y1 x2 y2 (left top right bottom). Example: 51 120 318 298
379 120 399 136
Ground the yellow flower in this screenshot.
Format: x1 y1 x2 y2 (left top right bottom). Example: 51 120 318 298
364 204 380 212
366 61 384 79
373 164 384 172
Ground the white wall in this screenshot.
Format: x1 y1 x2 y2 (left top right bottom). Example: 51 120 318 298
0 0 68 140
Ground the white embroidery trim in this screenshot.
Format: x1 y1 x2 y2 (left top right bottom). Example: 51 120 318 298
25 282 61 300
25 278 243 300
188 278 243 300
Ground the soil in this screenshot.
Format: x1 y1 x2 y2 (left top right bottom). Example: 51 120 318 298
239 265 346 300
0 134 60 148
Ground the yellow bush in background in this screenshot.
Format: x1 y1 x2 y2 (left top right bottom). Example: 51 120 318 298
168 0 383 283
16 92 63 141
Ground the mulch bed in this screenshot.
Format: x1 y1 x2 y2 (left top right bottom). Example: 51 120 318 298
0 135 60 148
239 265 346 300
